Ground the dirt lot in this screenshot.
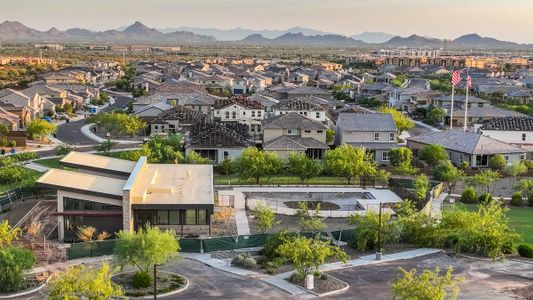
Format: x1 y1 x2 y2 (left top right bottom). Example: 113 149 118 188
247 212 352 234
325 252 533 300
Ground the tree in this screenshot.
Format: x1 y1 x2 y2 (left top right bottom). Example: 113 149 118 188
287 152 322 183
391 267 463 300
465 170 501 194
0 163 32 188
378 107 414 132
420 144 448 166
389 147 416 175
86 112 146 137
324 144 376 184
234 147 282 184
26 119 57 141
414 174 429 201
216 158 234 175
488 154 507 170
140 134 184 164
47 263 124 300
184 151 212 164
93 140 117 154
296 201 326 232
504 162 528 189
55 143 76 156
0 124 10 136
0 220 21 248
426 107 446 126
433 160 463 193
250 201 278 233
348 210 400 251
515 178 533 200
373 169 391 188
276 235 348 281
326 128 335 144
114 225 179 283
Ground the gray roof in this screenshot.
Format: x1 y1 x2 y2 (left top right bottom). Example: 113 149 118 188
446 106 527 118
263 112 327 130
480 116 533 131
406 130 525 155
264 136 328 151
336 113 396 132
286 86 332 95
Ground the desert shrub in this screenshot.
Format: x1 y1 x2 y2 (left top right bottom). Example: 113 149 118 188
231 253 257 269
132 271 152 289
478 193 492 204
461 187 478 204
263 257 284 274
517 244 533 258
511 192 523 207
261 230 291 260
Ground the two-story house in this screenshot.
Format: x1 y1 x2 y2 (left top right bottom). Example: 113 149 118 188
273 98 330 125
213 97 265 136
335 113 397 164
479 116 533 151
262 112 329 160
149 105 206 134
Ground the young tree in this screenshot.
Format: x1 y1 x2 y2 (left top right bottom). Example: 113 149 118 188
287 152 322 183
55 143 77 156
392 267 464 300
47 263 124 300
0 220 21 247
250 201 278 234
414 174 429 201
465 170 501 194
324 144 376 184
216 158 234 175
378 107 414 132
296 201 326 232
348 210 400 251
114 225 179 284
389 147 416 175
419 144 448 166
373 169 391 188
184 151 212 164
276 235 348 281
326 128 335 144
514 178 533 200
93 140 117 154
26 119 57 141
488 154 507 171
433 160 464 193
426 107 446 126
234 147 282 184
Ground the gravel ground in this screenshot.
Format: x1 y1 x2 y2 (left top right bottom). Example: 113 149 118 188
247 213 351 234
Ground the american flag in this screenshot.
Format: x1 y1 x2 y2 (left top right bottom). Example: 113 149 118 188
466 75 472 88
451 70 462 86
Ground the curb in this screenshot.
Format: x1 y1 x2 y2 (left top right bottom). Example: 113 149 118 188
111 271 189 299
81 123 141 144
0 274 51 299
303 274 350 298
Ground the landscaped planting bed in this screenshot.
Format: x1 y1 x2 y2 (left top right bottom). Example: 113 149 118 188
284 200 340 210
288 273 348 295
112 271 186 297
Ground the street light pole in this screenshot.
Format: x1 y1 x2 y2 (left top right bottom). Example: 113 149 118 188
153 264 160 300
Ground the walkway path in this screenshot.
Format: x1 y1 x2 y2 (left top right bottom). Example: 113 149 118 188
182 248 442 296
25 162 50 172
235 209 251 236
431 192 448 219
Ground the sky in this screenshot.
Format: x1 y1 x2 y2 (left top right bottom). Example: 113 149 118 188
1 0 533 43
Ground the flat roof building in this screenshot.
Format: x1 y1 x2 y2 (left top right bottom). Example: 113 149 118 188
37 152 214 241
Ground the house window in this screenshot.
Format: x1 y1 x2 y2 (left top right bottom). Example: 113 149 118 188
304 112 308 116
520 154 526 160
304 130 311 134
382 151 390 161
522 133 526 141
169 211 180 225
197 210 208 225
225 111 230 119
374 133 380 141
389 133 395 141
158 210 169 225
316 112 320 119
224 151 229 158
243 111 246 116
232 111 236 119
185 209 196 225
317 130 323 134
252 111 256 117
287 129 293 134
258 111 262 117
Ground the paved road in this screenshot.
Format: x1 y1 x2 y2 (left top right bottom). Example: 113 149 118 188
55 92 132 146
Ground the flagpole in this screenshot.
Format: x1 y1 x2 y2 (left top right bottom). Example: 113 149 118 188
450 85 455 130
463 68 470 132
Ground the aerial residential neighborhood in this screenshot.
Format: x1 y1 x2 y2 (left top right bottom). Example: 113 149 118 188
0 1 532 299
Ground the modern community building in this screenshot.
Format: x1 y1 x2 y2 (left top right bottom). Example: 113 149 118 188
37 152 214 241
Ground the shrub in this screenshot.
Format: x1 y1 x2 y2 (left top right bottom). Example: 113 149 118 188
488 154 507 170
262 257 284 274
523 160 533 170
261 230 291 260
461 187 478 204
511 192 523 207
55 143 76 156
517 244 533 258
529 193 533 207
478 193 492 204
0 247 35 292
132 271 152 289
231 253 257 269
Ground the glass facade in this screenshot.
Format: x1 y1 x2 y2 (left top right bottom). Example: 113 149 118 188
135 209 209 228
63 197 121 211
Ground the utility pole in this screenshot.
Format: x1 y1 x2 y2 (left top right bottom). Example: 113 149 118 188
376 202 383 260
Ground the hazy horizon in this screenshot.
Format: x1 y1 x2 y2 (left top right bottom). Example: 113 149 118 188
2 0 533 43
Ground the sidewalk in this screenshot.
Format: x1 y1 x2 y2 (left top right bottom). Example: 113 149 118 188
182 248 442 296
431 192 448 219
80 124 142 144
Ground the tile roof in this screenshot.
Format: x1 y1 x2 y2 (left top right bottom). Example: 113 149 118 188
480 116 533 131
286 86 332 95
446 106 527 118
406 130 524 155
264 135 328 151
274 98 325 112
150 105 206 124
336 113 396 132
262 112 327 130
214 96 264 110
187 122 253 148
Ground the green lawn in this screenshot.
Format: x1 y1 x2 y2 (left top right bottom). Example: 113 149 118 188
443 202 533 245
214 175 353 186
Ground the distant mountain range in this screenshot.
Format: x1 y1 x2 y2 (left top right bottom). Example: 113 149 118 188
1 20 532 50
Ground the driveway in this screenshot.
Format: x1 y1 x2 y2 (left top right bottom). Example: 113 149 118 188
324 252 533 300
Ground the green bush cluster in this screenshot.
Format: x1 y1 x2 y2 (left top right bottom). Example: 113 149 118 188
517 244 533 258
461 187 478 204
231 253 257 269
511 192 523 207
132 271 152 289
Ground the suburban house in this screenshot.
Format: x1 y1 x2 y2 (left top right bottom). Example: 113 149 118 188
149 105 207 134
335 113 398 165
262 112 329 160
406 130 526 168
479 116 533 151
185 122 254 163
0 88 45 123
273 98 330 125
446 106 527 129
131 101 174 123
179 94 221 115
213 97 265 136
388 87 440 112
36 151 214 241
0 107 20 130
